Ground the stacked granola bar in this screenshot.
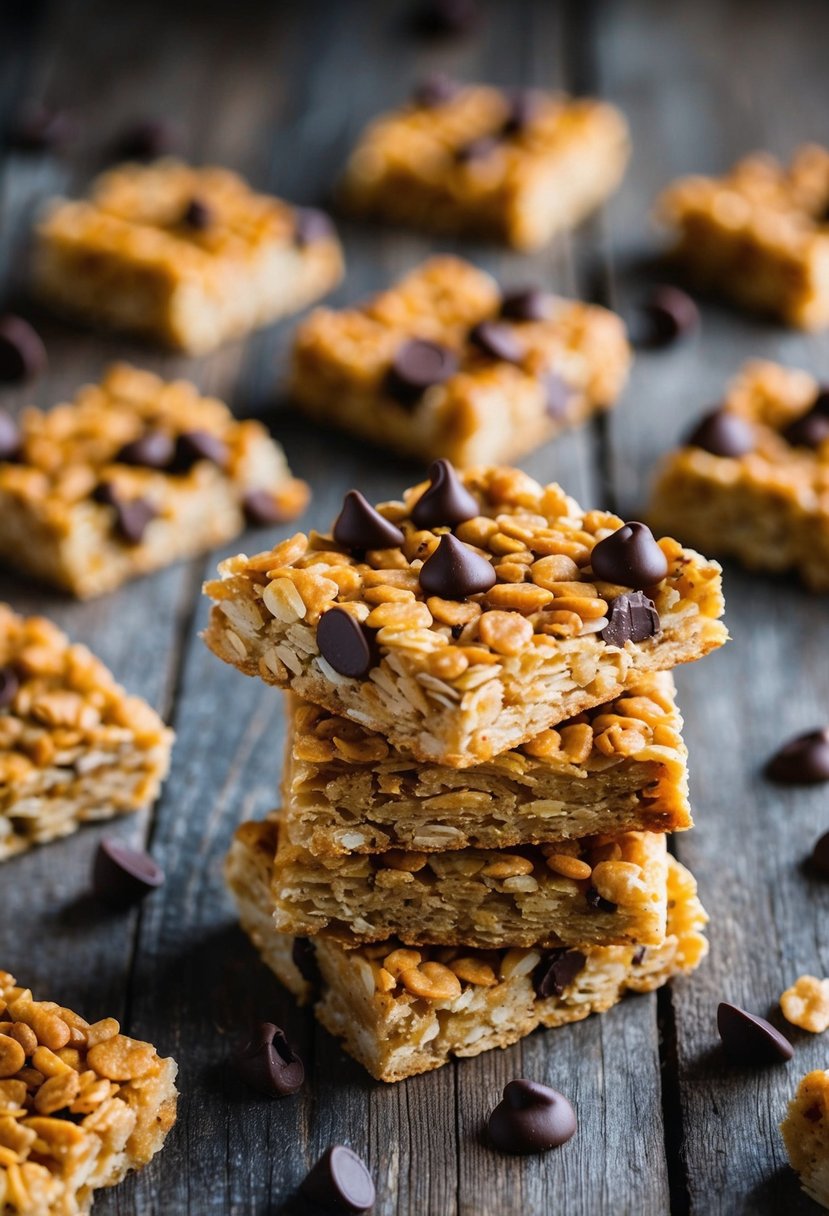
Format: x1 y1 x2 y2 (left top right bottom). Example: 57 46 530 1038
207 463 725 1081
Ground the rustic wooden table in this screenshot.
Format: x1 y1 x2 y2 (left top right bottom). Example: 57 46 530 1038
2 1 829 1212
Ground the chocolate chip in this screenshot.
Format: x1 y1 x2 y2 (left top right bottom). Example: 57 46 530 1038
590 522 669 589
243 490 292 526
419 533 496 599
600 590 660 647
114 118 176 161
586 886 617 913
411 459 479 529
237 1022 304 1098
628 285 699 349
181 197 212 230
334 491 405 551
717 1002 793 1065
92 838 164 908
455 135 499 164
7 106 74 152
171 429 229 472
412 73 461 108
114 498 158 545
386 339 458 406
685 408 755 458
317 608 378 680
632 946 646 966
533 949 586 999
500 288 554 322
0 411 21 461
292 937 321 986
782 395 829 449
0 315 47 383
468 321 523 364
300 1145 375 1214
92 480 120 508
0 666 20 709
501 89 542 136
488 1079 577 1154
116 430 174 469
541 371 573 421
412 0 480 37
294 208 334 247
765 729 829 784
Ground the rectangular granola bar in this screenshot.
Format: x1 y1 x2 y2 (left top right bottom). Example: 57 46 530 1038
283 671 690 855
0 970 177 1212
227 818 707 1082
0 605 173 862
290 256 630 466
340 81 629 250
204 465 727 768
648 360 829 591
34 159 344 353
0 362 309 598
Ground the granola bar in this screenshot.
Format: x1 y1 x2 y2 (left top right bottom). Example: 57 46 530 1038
340 80 630 250
290 256 630 466
204 464 727 768
648 360 829 591
0 970 177 1214
657 144 829 328
0 605 173 862
33 158 344 353
226 818 708 1082
283 672 690 855
0 362 309 598
781 1069 829 1210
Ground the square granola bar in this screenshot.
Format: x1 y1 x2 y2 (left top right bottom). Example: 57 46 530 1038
0 363 309 598
340 80 629 249
34 159 344 352
290 256 630 466
0 605 173 862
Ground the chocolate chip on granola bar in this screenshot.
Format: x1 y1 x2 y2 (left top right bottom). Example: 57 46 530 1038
386 339 459 405
541 370 574 420
591 522 668 589
0 666 20 708
782 393 829 449
765 729 829 784
488 1079 577 1154
243 489 291 526
628 284 699 349
0 315 47 383
632 946 647 965
810 831 829 878
113 497 158 545
181 197 212 230
685 408 755 458
533 949 586 999
171 429 229 471
114 118 176 161
419 533 496 599
500 288 554 322
237 1022 304 1097
0 411 21 461
412 72 462 108
600 590 660 646
117 430 175 469
294 207 334 247
411 459 479 528
469 320 523 364
585 885 617 913
301 1145 375 1214
334 490 405 551
317 608 378 679
92 838 165 908
717 1002 793 1065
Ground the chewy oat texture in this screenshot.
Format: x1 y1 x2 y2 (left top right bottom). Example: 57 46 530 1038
33 159 344 353
0 971 177 1216
0 605 172 862
204 465 727 768
340 83 630 249
0 363 308 598
782 1069 829 1210
649 360 829 590
226 818 708 1082
290 256 631 466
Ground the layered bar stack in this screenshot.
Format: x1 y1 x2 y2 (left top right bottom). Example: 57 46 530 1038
206 462 727 1081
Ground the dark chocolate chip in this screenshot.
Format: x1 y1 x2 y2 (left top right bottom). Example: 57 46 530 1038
294 207 334 248
411 459 479 529
301 1145 375 1214
292 937 321 986
500 288 554 323
317 608 378 680
386 339 458 406
533 949 586 999
237 1022 304 1097
116 430 175 469
501 89 542 136
114 118 176 161
632 946 646 966
600 590 660 647
591 522 669 589
685 408 755 458
0 666 20 709
171 429 229 471
628 285 699 349
92 838 164 908
243 489 291 526
765 728 829 784
586 886 617 913
412 73 462 108
455 135 499 164
181 197 212 230
113 497 158 545
541 371 573 421
419 533 496 599
92 480 120 508
468 320 523 364
782 405 829 449
334 490 405 551
412 0 480 37
0 315 47 383
7 106 74 152
717 1002 793 1065
488 1079 577 1154
0 411 21 461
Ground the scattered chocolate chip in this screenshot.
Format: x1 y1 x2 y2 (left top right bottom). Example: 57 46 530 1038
600 590 660 647
386 339 458 406
237 1022 304 1098
334 490 405 551
685 408 755 458
92 838 164 908
243 489 291 526
533 949 586 999
590 522 669 589
717 1002 793 1065
0 315 47 383
317 608 378 680
0 411 21 461
412 72 461 108
301 1145 375 1214
0 666 20 709
765 728 829 784
294 207 334 247
488 1079 577 1154
411 459 479 529
628 285 699 349
468 320 523 364
116 430 174 469
7 106 74 152
92 480 120 508
782 394 829 449
419 533 496 599
500 288 554 322
632 946 646 966
501 89 542 136
171 429 229 471
412 0 480 37
114 118 176 161
292 937 321 986
586 886 617 913
455 135 499 164
541 371 573 421
181 197 212 230
114 498 158 545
